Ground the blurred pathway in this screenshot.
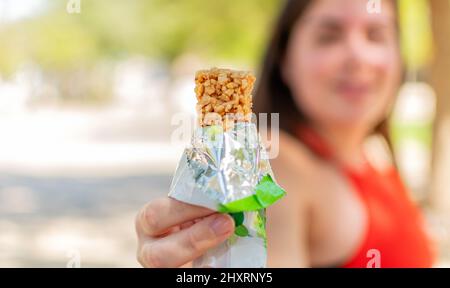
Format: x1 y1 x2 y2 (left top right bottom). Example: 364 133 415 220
0 106 179 267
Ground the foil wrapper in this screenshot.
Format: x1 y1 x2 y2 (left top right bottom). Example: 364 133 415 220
169 122 285 268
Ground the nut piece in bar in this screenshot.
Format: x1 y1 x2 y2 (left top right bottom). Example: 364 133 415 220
194 68 256 128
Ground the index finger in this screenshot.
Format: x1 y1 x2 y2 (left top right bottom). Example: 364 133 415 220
136 197 215 237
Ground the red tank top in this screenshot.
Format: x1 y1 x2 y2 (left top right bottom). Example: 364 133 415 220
296 126 436 268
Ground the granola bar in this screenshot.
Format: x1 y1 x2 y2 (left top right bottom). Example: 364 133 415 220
195 68 256 128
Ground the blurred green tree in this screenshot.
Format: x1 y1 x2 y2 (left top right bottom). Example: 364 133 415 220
0 0 279 75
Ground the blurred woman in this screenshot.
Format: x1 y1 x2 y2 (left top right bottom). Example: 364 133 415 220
135 0 435 268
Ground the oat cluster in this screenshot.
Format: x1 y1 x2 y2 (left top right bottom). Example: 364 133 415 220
194 68 256 128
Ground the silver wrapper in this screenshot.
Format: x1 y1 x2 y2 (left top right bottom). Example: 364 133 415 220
169 122 275 268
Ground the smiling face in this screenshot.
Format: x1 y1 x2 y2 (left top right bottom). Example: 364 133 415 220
283 0 402 134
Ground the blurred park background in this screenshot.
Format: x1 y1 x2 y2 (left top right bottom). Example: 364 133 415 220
0 0 450 267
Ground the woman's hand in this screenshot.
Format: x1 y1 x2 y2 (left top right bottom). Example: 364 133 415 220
135 197 235 268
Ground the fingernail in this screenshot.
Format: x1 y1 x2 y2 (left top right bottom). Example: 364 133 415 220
210 215 232 236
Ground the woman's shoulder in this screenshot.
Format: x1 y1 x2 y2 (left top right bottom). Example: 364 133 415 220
265 131 316 267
